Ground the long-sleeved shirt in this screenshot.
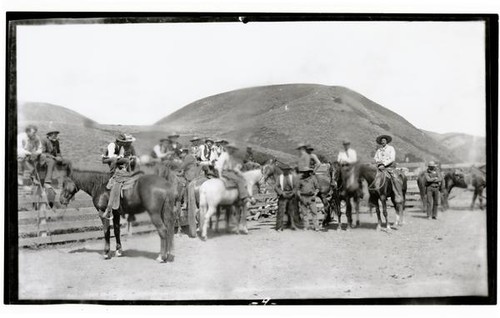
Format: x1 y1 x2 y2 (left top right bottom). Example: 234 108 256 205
298 175 319 196
42 138 61 157
17 132 42 157
199 144 217 163
374 145 396 167
424 169 442 187
214 151 242 177
297 152 311 172
337 148 357 164
106 142 136 158
152 144 168 159
309 153 322 169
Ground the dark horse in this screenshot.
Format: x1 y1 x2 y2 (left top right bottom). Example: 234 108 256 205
59 165 178 262
323 162 362 229
470 166 486 210
344 163 407 231
417 168 467 212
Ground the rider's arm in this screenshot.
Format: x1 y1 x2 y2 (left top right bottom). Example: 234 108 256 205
107 143 119 158
34 137 43 155
382 146 395 166
17 133 30 156
153 145 168 159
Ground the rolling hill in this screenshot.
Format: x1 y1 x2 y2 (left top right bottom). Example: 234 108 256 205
156 84 458 163
422 130 486 163
18 102 97 127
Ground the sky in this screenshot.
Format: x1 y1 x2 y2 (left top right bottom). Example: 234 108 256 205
17 20 486 136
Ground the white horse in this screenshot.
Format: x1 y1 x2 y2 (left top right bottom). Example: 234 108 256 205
198 162 274 240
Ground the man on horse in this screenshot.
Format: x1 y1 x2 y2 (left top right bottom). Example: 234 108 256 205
17 125 43 186
199 137 216 165
424 161 442 219
40 130 70 189
337 139 357 165
151 138 170 162
165 133 182 159
274 162 299 231
373 134 404 205
190 136 201 159
244 146 255 164
306 145 322 173
214 143 256 205
102 133 138 220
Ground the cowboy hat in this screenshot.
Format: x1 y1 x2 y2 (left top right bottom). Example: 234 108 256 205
342 139 351 145
296 143 308 150
190 136 201 142
376 135 392 145
159 138 169 142
25 124 38 133
205 137 214 143
116 133 136 143
168 132 180 138
306 145 314 151
428 161 437 167
46 130 60 136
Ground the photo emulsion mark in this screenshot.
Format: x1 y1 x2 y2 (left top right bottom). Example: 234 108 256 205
7 15 494 303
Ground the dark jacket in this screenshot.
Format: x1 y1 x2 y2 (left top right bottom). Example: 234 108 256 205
41 138 61 157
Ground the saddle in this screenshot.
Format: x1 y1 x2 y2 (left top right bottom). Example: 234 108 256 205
221 177 238 189
107 170 145 210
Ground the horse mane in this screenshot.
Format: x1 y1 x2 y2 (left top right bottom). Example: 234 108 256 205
67 168 111 195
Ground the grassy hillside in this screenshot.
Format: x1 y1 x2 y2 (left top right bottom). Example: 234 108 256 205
19 102 97 127
422 130 486 163
156 84 457 163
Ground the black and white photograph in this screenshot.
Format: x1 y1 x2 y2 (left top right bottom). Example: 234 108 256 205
4 12 496 305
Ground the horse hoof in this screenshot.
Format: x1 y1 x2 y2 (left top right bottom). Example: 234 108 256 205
166 254 175 262
356 220 360 226
156 255 167 263
115 249 123 257
200 236 207 241
103 253 111 260
240 227 249 235
376 225 381 231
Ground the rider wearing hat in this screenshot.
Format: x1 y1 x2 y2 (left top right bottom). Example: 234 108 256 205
373 134 404 204
151 138 170 162
424 161 443 219
40 130 69 188
17 124 43 185
103 133 137 174
214 143 255 205
189 136 202 159
102 133 138 220
199 137 216 165
165 132 182 159
305 145 322 172
337 139 357 165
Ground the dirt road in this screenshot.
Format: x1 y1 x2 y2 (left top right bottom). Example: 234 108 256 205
18 195 488 301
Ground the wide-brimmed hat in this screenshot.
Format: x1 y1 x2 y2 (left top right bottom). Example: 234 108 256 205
190 136 201 142
116 133 136 143
296 143 308 150
205 137 214 143
159 138 169 142
342 139 351 145
25 125 38 133
168 132 180 139
180 148 189 153
306 145 314 151
225 143 238 150
46 130 60 136
376 135 392 145
428 161 437 167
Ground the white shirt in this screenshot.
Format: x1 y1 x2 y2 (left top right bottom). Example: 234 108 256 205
107 142 124 159
153 144 168 159
17 132 42 157
337 148 357 164
374 144 396 166
199 144 216 162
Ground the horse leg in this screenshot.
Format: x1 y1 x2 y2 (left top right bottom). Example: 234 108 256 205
166 217 175 262
354 196 360 227
336 199 342 231
101 217 112 259
201 206 217 241
346 198 353 229
112 211 123 257
374 202 382 231
381 197 390 230
147 213 169 262
238 203 249 235
470 192 477 210
479 187 485 210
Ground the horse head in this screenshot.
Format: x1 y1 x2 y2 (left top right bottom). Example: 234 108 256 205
451 169 467 188
343 162 362 193
60 176 79 206
261 158 278 182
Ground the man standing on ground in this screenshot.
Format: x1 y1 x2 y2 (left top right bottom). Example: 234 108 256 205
274 163 299 231
298 167 320 231
424 161 442 219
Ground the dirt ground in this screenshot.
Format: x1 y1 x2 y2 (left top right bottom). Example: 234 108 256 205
18 190 488 301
